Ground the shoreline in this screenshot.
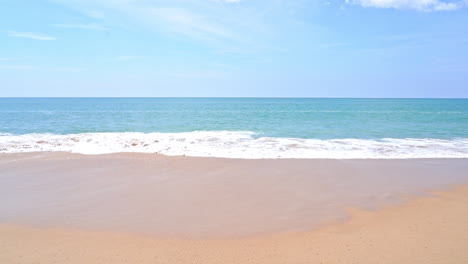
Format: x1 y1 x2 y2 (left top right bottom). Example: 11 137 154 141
3 150 468 160
1 131 468 158
2 185 468 263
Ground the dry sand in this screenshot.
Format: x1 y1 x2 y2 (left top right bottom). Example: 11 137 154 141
1 153 468 263
1 186 468 264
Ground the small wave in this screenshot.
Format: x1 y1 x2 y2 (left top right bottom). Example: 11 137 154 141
0 131 467 159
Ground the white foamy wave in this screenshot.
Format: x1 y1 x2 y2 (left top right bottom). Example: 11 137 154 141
0 131 468 159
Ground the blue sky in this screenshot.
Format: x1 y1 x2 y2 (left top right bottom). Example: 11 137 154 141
1 0 467 97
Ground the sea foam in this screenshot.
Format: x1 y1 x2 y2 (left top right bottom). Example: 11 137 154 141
1 131 468 159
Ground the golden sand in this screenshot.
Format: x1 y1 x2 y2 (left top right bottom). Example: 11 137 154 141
1 186 468 264
1 153 468 263
2 153 468 238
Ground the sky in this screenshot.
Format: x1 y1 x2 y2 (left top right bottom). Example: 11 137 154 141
1 0 467 97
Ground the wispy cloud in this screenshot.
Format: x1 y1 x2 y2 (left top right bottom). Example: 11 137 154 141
52 0 304 49
145 7 240 42
8 31 56 40
50 0 327 65
53 0 246 42
346 0 467 11
53 23 109 31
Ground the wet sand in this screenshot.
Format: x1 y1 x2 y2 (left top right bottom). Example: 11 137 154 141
1 153 468 238
1 186 468 264
1 153 468 263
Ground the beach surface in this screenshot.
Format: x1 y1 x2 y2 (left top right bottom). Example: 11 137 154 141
1 153 468 263
1 186 468 264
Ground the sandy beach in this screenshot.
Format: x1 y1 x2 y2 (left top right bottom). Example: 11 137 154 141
1 186 468 264
3 0 468 261
1 153 468 263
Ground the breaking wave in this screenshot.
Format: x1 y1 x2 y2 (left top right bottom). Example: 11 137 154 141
1 131 468 159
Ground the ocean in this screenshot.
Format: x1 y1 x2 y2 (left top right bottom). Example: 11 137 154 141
0 98 467 158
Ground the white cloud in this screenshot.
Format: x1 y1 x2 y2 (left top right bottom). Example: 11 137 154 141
8 31 56 40
347 0 467 11
53 23 109 31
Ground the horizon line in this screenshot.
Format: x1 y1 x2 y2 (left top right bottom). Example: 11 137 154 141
0 96 467 99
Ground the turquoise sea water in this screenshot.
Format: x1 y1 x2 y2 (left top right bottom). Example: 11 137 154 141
1 98 467 158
